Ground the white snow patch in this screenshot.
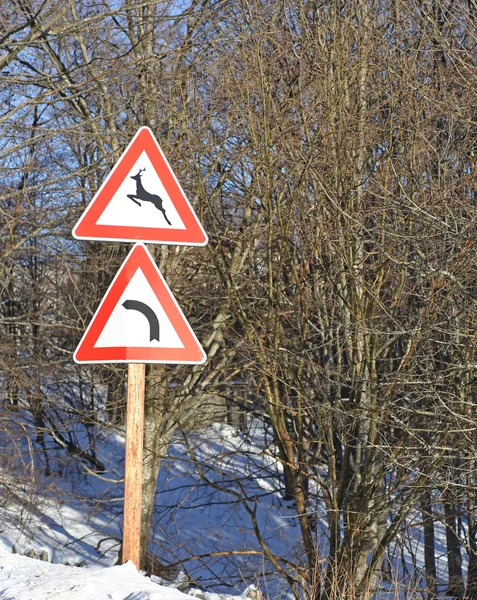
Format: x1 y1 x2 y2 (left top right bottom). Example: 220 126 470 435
0 550 196 600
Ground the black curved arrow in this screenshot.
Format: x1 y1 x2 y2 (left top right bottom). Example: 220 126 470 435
122 300 160 342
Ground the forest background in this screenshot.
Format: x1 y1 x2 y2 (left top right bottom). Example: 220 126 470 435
1 0 477 599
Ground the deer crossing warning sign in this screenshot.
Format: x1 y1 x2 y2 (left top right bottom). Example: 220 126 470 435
74 244 206 364
72 127 208 246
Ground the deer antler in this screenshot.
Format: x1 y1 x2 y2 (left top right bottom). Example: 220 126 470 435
139 168 146 174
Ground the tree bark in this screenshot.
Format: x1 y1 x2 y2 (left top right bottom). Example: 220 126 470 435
421 489 438 600
140 365 175 566
444 496 464 599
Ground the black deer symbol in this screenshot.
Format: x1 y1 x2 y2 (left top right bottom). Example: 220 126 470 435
127 168 172 226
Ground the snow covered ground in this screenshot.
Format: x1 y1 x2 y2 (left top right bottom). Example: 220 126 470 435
0 420 297 598
0 547 264 599
0 416 450 598
0 550 193 600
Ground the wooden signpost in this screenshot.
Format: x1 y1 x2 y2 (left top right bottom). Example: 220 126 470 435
72 128 207 568
123 363 146 567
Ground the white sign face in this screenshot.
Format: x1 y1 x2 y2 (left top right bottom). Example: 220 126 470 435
96 151 187 230
94 268 184 349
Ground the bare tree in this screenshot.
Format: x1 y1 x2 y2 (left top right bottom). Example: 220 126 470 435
2 1 477 598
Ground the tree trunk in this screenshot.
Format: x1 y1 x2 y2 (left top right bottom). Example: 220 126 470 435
444 497 464 599
421 489 438 600
466 495 477 600
140 365 175 566
106 369 126 425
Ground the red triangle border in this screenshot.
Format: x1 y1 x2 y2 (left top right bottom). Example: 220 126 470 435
74 244 206 364
72 127 208 246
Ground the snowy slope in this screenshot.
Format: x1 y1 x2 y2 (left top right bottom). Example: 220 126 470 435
0 549 197 600
0 416 452 598
0 419 300 598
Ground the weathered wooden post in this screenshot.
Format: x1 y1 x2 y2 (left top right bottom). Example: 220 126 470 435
122 363 146 567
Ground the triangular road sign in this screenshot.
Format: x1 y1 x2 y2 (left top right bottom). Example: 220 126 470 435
72 127 208 246
74 244 206 364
